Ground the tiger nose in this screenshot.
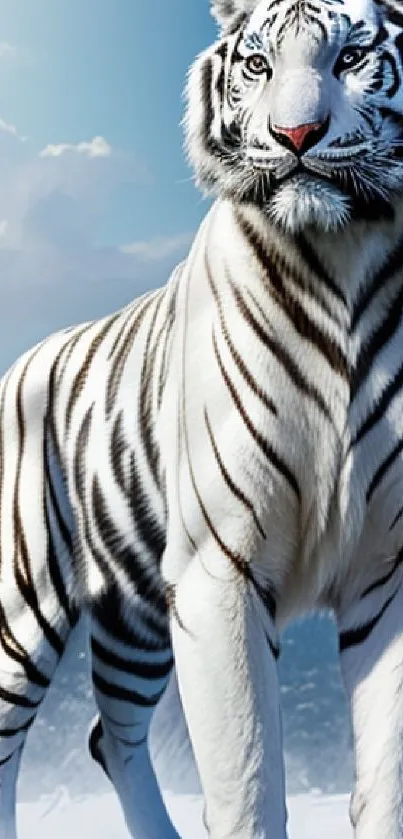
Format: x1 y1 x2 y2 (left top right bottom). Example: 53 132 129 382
270 117 329 154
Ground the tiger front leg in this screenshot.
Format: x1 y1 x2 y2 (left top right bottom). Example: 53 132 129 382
337 571 403 838
168 546 288 839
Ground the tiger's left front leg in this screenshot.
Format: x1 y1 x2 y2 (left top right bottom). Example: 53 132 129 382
337 571 403 838
168 546 288 839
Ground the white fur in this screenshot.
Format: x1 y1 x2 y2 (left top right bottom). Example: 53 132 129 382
1 199 403 838
339 585 403 839
211 0 259 28
2 0 403 837
266 175 351 233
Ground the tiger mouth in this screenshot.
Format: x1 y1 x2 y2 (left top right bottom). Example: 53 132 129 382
246 138 370 169
244 156 353 191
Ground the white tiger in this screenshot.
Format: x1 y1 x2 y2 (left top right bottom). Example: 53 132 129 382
1 0 403 837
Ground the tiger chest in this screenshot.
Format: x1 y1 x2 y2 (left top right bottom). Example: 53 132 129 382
260 357 403 618
184 357 403 616
166 248 403 610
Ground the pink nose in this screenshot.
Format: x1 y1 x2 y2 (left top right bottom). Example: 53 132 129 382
272 120 326 152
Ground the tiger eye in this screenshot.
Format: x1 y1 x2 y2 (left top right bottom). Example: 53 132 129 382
245 54 268 75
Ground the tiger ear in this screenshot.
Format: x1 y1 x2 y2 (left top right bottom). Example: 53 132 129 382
210 0 257 28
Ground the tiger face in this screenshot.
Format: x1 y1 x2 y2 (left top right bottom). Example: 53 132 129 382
185 0 403 232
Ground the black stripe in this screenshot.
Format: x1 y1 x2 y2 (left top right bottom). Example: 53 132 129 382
0 716 35 737
384 50 400 99
107 307 136 360
115 734 148 748
0 602 50 689
265 630 280 660
92 671 166 707
14 541 65 657
302 7 328 41
106 295 156 418
92 586 171 653
44 490 79 629
385 4 403 28
13 358 64 658
232 282 333 422
46 344 82 598
352 281 403 398
201 58 219 159
339 590 397 651
91 637 173 680
92 475 168 616
224 12 248 35
252 578 277 622
66 315 119 431
215 41 228 100
126 453 166 560
204 406 266 540
351 235 403 330
110 414 166 560
200 57 236 168
366 436 403 503
74 405 117 594
43 417 78 626
213 331 300 499
0 685 41 709
207 259 277 417
88 718 110 778
352 361 403 447
390 503 403 531
110 411 129 495
138 295 165 491
276 7 297 46
181 376 252 578
53 324 95 397
295 234 347 307
236 213 349 379
360 548 403 598
157 284 178 410
43 428 74 555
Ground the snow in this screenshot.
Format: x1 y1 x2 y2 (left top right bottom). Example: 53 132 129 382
16 618 353 837
20 789 352 838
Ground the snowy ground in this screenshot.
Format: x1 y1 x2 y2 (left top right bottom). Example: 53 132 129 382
17 617 353 838
21 789 352 838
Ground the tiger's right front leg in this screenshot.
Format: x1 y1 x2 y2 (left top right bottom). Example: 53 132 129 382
168 545 288 839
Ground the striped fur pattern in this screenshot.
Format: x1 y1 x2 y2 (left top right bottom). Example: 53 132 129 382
2 0 403 837
0 282 183 839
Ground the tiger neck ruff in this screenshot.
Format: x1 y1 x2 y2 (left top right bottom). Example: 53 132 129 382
1 0 403 838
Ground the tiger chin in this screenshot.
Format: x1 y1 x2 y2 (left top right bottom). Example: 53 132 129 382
260 175 352 233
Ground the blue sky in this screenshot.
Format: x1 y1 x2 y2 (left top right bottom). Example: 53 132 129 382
0 0 217 370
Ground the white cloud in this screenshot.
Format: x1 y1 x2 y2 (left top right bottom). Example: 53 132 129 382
0 42 16 60
0 129 190 374
120 231 193 261
0 118 18 137
0 117 28 143
39 136 112 159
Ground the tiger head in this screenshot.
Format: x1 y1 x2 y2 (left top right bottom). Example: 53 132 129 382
185 0 403 232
